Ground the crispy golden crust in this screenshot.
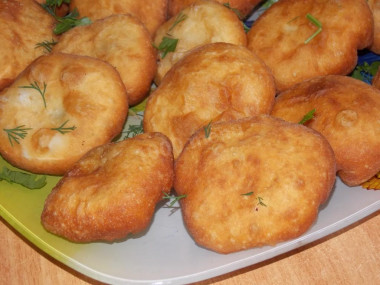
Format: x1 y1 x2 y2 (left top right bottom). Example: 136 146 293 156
69 0 168 36
174 115 336 253
271 75 380 186
143 42 276 158
53 14 157 106
247 0 373 92
0 53 128 175
168 0 261 19
0 0 56 91
41 132 174 242
372 68 380 89
368 0 380 54
153 0 247 84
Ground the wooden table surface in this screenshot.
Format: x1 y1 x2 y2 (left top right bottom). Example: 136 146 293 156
1 212 379 285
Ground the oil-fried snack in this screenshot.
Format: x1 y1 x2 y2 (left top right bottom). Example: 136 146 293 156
271 75 380 186
0 0 56 91
0 53 128 175
368 0 380 54
174 115 336 254
143 42 276 158
247 0 373 92
167 0 262 19
153 0 247 84
53 14 156 106
41 132 174 242
69 0 168 36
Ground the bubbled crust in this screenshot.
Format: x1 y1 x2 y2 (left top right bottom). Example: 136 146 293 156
153 0 247 84
174 115 336 254
69 0 167 36
168 0 262 19
0 53 128 175
271 75 380 186
247 0 373 92
0 0 56 91
41 132 174 242
143 42 276 158
53 14 157 106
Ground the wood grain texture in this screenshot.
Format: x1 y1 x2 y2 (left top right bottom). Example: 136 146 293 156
1 212 379 285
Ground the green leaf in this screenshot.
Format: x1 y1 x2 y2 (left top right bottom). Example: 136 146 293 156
304 14 322 44
0 166 47 189
299 108 316 124
154 36 178 58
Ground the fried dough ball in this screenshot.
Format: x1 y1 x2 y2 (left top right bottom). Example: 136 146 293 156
53 14 157 106
167 0 261 19
368 0 380 54
153 0 247 84
271 75 380 186
143 42 276 158
41 132 174 242
69 0 168 36
174 115 336 254
0 0 56 91
0 53 128 175
247 0 373 92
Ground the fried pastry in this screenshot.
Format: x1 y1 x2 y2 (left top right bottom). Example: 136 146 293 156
247 0 373 92
174 115 336 253
368 0 380 54
0 0 56 91
271 75 380 186
0 53 128 175
69 0 168 36
153 0 247 84
167 0 262 19
143 42 276 158
41 132 174 242
53 14 157 106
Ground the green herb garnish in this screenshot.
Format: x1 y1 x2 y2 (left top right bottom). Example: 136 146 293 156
351 61 380 83
241 191 254 196
51 120 76 134
304 13 322 44
154 36 179 59
42 3 91 35
204 121 212 138
19 81 47 108
162 192 187 207
299 108 316 124
3 126 32 146
257 196 267 207
169 12 187 32
35 39 57 53
0 166 46 189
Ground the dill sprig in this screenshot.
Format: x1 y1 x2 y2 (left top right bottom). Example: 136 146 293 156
3 125 32 146
169 12 187 32
162 192 187 207
35 39 57 53
305 13 322 44
204 121 212 138
19 81 47 108
51 120 76 134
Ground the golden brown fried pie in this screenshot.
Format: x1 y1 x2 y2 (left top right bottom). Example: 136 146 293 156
153 0 247 84
143 42 276 158
174 115 336 253
372 68 380 89
41 132 174 242
69 0 168 36
168 0 261 19
0 53 128 175
53 14 157 106
271 75 380 186
368 0 380 54
247 0 373 92
0 0 56 91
